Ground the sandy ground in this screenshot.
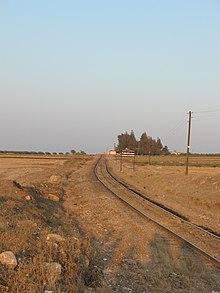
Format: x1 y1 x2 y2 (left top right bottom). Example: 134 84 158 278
107 156 220 234
63 156 220 292
0 155 220 292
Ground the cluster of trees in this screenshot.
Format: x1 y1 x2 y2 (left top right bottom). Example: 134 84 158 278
0 150 87 155
117 130 169 155
0 150 67 155
70 150 87 155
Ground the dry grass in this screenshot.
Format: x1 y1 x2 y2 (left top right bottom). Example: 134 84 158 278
108 155 220 234
0 165 109 293
1 155 220 292
135 154 220 167
115 154 220 168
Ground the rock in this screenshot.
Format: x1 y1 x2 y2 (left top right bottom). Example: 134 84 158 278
49 175 62 185
45 262 62 280
46 241 59 249
0 251 17 269
45 194 59 202
46 233 65 243
24 195 31 201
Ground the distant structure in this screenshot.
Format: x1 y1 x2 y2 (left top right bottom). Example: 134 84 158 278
108 150 117 155
170 150 181 155
121 148 135 157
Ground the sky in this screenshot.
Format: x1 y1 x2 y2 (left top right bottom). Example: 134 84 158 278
0 0 220 154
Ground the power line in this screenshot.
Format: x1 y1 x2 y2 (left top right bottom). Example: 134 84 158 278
193 109 220 121
194 109 220 114
194 115 220 122
165 115 187 137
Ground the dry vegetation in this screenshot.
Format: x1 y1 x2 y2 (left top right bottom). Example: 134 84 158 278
0 155 220 292
108 155 220 235
0 156 111 292
135 154 220 167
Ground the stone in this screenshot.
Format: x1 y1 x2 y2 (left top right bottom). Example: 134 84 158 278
45 262 62 280
46 241 59 249
46 233 65 243
49 175 62 185
0 251 17 269
24 195 31 201
46 194 59 202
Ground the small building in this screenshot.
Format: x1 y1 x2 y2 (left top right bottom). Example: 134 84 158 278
108 150 117 155
122 148 135 157
170 150 181 155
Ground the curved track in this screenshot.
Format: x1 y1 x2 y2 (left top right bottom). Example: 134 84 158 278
94 155 220 267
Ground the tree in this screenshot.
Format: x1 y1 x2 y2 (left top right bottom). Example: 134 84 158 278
117 130 165 156
161 146 170 155
129 130 138 150
70 149 76 154
139 132 149 155
118 131 130 152
155 138 163 155
117 130 138 152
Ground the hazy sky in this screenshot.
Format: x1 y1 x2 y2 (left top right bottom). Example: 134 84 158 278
1 1 220 153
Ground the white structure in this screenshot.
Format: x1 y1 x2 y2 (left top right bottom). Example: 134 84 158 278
108 150 117 155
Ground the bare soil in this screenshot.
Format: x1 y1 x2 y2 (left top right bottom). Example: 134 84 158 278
0 155 220 293
107 156 220 234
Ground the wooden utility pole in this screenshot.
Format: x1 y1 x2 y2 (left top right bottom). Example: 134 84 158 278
186 111 192 175
120 152 122 171
133 154 135 171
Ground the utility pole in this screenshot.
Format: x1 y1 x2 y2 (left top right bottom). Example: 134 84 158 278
114 143 117 163
120 152 123 171
186 111 192 175
133 153 135 171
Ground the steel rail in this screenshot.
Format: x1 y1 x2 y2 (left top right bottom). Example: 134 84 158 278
106 156 220 241
94 155 220 267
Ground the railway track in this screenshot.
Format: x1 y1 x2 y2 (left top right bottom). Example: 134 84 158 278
94 155 220 267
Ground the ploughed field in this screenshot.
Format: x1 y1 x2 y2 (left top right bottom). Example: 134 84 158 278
0 154 220 293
